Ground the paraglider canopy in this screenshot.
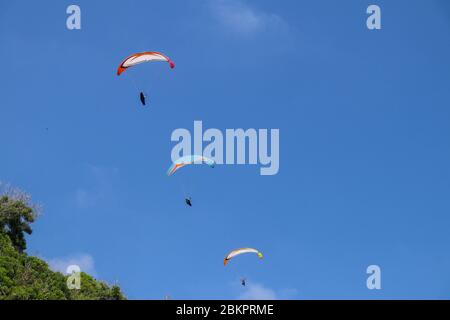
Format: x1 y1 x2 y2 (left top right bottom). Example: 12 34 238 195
224 248 264 266
167 155 216 176
117 51 175 76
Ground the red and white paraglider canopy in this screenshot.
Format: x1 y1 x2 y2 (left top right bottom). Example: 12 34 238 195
117 51 175 76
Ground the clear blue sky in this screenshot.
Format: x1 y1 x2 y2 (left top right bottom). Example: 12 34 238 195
1 0 450 299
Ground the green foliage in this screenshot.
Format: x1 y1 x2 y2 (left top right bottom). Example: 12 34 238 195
0 194 37 252
0 232 126 300
0 186 126 300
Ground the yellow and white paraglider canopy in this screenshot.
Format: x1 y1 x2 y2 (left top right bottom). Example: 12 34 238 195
224 248 264 266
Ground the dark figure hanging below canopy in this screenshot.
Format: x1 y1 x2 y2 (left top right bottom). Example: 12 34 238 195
185 197 192 207
140 92 147 106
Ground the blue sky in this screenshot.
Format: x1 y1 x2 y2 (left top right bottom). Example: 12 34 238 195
1 0 450 299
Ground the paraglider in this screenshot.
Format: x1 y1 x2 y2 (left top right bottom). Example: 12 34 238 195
117 51 174 106
241 278 247 287
167 155 216 176
224 248 264 266
167 155 215 206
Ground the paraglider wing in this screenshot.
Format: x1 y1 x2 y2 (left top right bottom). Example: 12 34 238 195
167 155 216 176
117 51 175 76
224 248 264 266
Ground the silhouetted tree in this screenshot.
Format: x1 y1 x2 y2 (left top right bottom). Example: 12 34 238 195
0 185 38 252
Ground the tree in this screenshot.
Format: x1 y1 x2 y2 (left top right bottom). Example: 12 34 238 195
0 184 126 300
0 232 126 300
0 186 38 252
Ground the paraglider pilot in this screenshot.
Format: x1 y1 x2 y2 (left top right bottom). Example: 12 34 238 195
140 92 146 106
185 197 192 207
